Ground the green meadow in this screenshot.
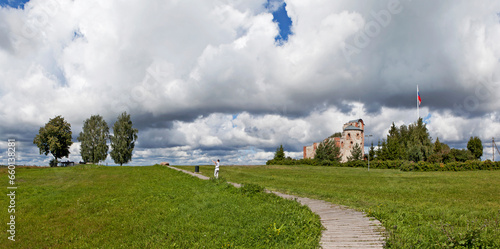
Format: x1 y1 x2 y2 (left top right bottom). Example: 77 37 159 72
0 165 322 248
187 165 500 248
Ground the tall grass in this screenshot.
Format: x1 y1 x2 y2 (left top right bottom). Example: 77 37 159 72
187 165 500 248
0 165 322 248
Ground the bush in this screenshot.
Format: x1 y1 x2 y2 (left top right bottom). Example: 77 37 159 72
398 160 500 172
344 160 367 168
399 161 416 171
299 158 319 166
266 157 299 165
266 156 500 172
369 160 405 169
240 183 265 196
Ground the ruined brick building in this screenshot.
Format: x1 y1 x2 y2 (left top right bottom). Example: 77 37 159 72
303 119 365 163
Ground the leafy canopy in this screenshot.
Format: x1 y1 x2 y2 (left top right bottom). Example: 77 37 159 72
78 115 110 164
467 136 483 160
33 115 73 165
376 118 432 162
110 112 138 166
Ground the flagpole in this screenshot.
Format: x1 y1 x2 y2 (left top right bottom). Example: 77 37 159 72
417 85 419 120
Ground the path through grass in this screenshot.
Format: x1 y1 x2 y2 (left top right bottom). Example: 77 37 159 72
185 165 500 248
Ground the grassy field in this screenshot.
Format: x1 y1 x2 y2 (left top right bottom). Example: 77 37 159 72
0 165 322 248
186 165 500 248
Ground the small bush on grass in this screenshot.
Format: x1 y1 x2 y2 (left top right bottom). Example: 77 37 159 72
240 183 265 196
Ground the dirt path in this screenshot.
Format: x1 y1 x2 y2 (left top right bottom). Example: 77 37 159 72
168 166 386 248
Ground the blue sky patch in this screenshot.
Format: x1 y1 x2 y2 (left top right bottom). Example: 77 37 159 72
73 29 84 40
423 113 432 124
0 0 29 9
266 0 293 45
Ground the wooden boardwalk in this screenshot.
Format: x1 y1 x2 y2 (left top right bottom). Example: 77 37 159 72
168 166 386 248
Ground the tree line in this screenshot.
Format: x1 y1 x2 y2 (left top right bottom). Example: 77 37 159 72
269 118 484 165
33 112 138 167
370 118 483 163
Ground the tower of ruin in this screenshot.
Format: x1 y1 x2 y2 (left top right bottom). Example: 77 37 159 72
303 119 365 163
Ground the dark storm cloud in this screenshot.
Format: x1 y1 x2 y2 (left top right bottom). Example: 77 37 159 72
1 0 500 165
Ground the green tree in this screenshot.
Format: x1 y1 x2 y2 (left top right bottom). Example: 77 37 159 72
329 132 342 138
428 137 449 163
273 144 285 160
369 142 375 161
441 143 451 153
407 144 424 162
434 137 442 153
467 136 483 160
78 115 110 164
387 123 404 160
444 149 475 163
376 140 389 161
315 139 341 162
405 118 432 161
386 137 403 160
348 143 363 161
33 115 73 167
399 124 409 148
110 112 138 166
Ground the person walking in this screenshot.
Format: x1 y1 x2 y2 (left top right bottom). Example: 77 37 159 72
212 159 220 178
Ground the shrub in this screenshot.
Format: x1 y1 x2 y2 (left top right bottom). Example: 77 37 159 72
399 161 416 171
370 160 405 169
267 156 500 172
345 160 367 168
240 183 265 196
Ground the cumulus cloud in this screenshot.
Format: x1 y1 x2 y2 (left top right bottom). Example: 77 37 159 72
1 0 499 165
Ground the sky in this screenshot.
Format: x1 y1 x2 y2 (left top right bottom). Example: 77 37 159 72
0 0 499 166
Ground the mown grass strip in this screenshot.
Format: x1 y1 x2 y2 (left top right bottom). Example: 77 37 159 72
185 165 500 248
0 165 322 248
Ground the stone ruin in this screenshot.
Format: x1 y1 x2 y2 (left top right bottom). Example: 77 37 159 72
304 119 365 163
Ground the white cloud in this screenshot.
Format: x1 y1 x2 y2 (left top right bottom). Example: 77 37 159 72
1 0 500 165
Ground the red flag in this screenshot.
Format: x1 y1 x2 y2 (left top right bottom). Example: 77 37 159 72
417 87 422 106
